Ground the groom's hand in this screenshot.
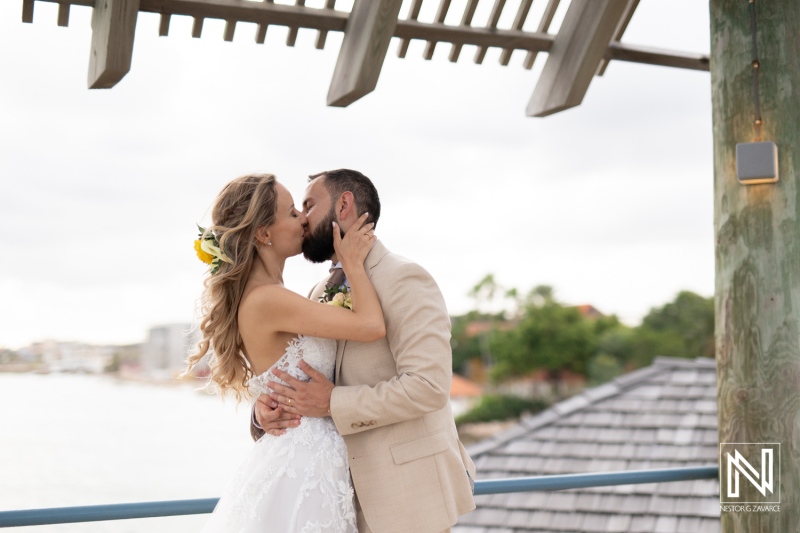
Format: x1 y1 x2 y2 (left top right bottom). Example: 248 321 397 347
269 360 334 418
254 394 301 436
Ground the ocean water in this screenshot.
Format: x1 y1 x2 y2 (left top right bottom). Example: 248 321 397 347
0 373 255 532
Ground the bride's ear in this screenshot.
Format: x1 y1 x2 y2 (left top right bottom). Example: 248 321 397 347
255 226 271 247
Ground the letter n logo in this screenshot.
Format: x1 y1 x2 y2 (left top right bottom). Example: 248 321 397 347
720 443 780 504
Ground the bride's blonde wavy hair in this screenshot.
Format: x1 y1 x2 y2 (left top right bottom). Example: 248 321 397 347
185 173 278 400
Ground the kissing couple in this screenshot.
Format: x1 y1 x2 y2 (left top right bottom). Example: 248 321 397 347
186 169 476 532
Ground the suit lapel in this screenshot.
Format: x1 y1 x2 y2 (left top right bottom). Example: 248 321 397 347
334 240 389 382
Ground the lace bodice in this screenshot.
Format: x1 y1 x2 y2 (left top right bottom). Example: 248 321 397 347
203 335 355 533
248 335 337 397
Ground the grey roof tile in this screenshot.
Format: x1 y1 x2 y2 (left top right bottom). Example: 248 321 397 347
617 494 650 513
670 370 699 384
656 480 695 496
528 510 554 528
697 498 721 518
691 479 719 497
472 508 510 527
544 492 577 511
676 516 702 533
551 395 591 416
550 511 582 531
504 440 543 455
580 514 610 532
606 514 632 532
654 515 678 533
509 490 548 510
629 515 657 533
574 493 600 512
699 517 721 532
629 385 662 399
506 510 534 528
582 382 621 402
647 494 676 514
694 399 717 413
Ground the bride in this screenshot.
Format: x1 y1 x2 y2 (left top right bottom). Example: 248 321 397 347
185 173 383 532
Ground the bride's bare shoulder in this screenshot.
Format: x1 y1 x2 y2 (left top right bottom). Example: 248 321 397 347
240 284 300 316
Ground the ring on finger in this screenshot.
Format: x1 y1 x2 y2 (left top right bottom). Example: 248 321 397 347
287 398 292 406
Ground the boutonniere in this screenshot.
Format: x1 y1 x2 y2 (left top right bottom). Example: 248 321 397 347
320 286 352 309
194 225 233 275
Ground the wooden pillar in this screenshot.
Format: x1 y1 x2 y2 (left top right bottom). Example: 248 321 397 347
711 1 800 530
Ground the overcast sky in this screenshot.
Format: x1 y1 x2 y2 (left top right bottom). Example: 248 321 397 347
0 1 713 349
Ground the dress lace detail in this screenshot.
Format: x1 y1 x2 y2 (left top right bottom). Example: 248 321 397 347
202 336 356 533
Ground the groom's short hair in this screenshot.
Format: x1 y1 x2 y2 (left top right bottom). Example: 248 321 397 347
309 169 381 228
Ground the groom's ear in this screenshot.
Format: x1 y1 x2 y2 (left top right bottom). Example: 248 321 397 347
337 191 357 225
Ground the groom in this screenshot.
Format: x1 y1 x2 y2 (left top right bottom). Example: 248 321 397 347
252 169 476 532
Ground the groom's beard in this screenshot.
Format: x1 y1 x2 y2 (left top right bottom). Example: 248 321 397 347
302 208 337 263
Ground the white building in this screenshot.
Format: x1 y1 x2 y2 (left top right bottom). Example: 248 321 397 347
28 340 114 373
142 323 195 379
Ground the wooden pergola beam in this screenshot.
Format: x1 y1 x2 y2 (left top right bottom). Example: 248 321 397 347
327 0 404 107
526 0 629 117
88 0 140 89
31 0 709 74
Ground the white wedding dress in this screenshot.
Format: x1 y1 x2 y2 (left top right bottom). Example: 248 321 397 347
202 335 357 533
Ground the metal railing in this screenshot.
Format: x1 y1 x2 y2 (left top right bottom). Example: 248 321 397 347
0 466 718 528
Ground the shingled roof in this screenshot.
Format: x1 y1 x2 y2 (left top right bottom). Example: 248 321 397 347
455 357 720 533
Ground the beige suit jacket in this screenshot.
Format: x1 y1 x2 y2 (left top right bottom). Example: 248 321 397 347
313 241 476 533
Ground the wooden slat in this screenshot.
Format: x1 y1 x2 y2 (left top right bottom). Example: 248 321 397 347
474 0 506 64
22 0 34 23
449 0 479 62
596 0 639 75
499 0 533 65
397 0 423 58
159 13 171 35
327 0 404 107
138 0 348 32
606 41 709 72
88 0 141 89
223 19 235 41
286 0 305 47
526 0 628 116
315 0 336 49
396 20 553 51
423 0 452 60
192 16 204 37
57 2 71 26
255 0 275 44
523 0 559 69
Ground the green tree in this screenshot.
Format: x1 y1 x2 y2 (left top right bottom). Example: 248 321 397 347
626 290 714 368
489 289 599 382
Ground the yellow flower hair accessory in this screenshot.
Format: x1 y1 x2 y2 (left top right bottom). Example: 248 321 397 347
195 225 233 274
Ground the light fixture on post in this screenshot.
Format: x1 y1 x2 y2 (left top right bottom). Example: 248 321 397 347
736 0 778 185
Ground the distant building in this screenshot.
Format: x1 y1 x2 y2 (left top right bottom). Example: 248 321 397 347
142 324 195 379
24 340 114 373
450 373 484 417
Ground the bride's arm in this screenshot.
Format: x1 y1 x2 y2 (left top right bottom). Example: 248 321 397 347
240 215 385 343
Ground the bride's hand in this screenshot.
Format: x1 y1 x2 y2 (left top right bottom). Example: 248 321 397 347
333 213 376 269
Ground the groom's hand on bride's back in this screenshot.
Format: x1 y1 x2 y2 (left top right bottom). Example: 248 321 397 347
254 394 301 436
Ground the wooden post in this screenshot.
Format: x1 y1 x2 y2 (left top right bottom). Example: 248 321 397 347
712 1 800 531
88 0 140 88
